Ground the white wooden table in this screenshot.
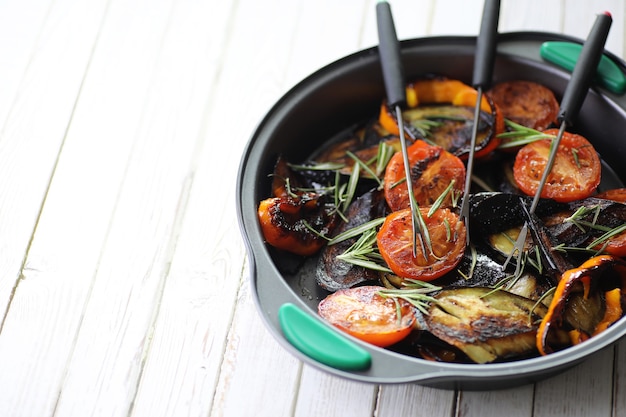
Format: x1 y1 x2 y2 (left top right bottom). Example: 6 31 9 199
0 0 625 416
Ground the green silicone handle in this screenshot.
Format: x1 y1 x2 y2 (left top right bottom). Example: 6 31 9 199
278 303 372 371
540 41 626 94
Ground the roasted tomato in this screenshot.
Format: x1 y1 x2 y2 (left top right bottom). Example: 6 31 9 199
487 80 559 131
377 207 466 281
258 195 337 256
383 140 465 211
513 129 601 202
318 285 416 347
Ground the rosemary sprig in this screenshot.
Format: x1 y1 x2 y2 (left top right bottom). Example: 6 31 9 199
428 179 456 217
586 223 626 251
327 217 386 245
343 160 360 212
334 227 392 273
408 114 467 138
378 279 441 314
301 219 331 241
411 119 444 138
530 287 556 322
497 119 556 149
375 141 396 178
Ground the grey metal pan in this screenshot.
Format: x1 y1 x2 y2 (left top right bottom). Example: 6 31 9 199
236 32 626 390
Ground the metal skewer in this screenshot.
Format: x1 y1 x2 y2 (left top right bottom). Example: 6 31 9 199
503 11 613 274
459 0 501 243
376 0 425 257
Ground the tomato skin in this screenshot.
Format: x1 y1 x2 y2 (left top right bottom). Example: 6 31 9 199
377 207 466 281
384 140 466 211
318 286 416 347
513 130 601 203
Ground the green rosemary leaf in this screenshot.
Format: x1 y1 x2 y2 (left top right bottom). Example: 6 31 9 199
427 179 455 217
376 142 395 178
301 220 331 241
572 148 581 168
335 255 392 273
529 287 555 321
586 223 626 250
346 150 382 187
327 217 386 245
497 119 556 149
343 161 360 212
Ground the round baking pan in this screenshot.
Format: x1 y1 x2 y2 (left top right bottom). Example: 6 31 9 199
236 32 626 390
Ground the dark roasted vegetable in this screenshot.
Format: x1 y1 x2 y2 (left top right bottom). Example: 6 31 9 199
537 255 626 355
416 287 567 363
316 190 388 291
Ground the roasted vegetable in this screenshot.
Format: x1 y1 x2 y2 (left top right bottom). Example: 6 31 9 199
537 255 626 355
378 77 503 158
513 130 601 202
415 287 567 363
383 139 465 211
377 207 466 281
257 76 626 364
487 80 559 131
316 190 388 291
258 194 337 256
318 285 416 347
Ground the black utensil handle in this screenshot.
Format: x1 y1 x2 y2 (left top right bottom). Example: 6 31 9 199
472 0 500 89
559 12 612 125
376 1 406 107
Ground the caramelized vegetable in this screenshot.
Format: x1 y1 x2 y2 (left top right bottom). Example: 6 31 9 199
316 191 388 291
377 207 466 281
537 255 626 355
318 285 416 347
487 80 559 131
383 140 465 211
257 76 626 364
417 287 563 363
258 195 337 256
379 77 503 158
513 130 601 202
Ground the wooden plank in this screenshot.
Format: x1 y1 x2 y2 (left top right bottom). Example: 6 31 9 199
0 0 80 312
0 0 110 413
133 0 308 415
0 0 180 415
294 366 378 417
375 384 456 417
50 0 246 415
533 347 614 417
210 274 302 417
430 0 483 35
499 0 563 33
359 0 435 48
457 385 534 417
0 0 54 125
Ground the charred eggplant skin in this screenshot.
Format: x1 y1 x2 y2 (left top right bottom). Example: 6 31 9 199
316 190 388 291
418 287 552 364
